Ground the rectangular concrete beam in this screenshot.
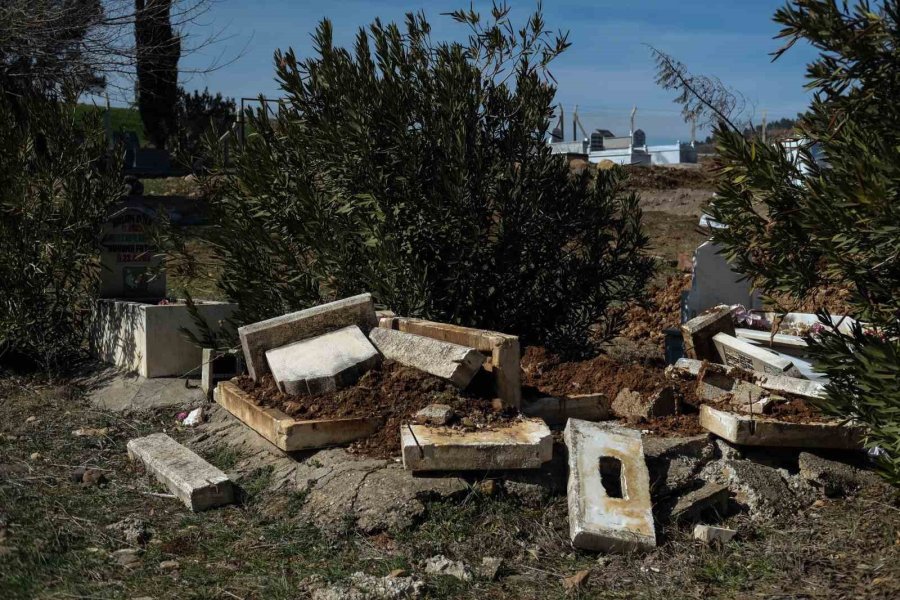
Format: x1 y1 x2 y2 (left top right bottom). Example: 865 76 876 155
127 433 234 511
521 394 608 425
670 358 826 400
563 420 656 553
401 419 552 471
681 306 735 362
368 327 485 388
238 293 377 381
215 381 382 451
734 328 808 350
380 317 521 409
699 405 864 450
266 325 380 395
713 333 802 377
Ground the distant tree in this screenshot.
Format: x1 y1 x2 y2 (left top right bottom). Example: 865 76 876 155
170 87 236 168
135 0 180 148
655 0 900 484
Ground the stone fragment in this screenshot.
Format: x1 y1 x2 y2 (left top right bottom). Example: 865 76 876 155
239 293 377 380
265 325 381 395
480 556 503 581
127 433 234 511
112 548 142 567
368 327 485 388
312 571 424 600
563 420 656 552
401 419 552 472
713 333 802 377
562 569 590 593
29 452 42 461
106 517 150 546
681 305 735 361
521 393 609 425
693 524 736 545
413 404 455 426
728 381 772 414
611 387 677 421
73 427 111 437
643 435 715 498
159 560 179 570
798 452 878 498
81 468 107 487
700 405 865 450
424 555 471 581
182 407 204 427
669 482 730 523
672 358 826 400
723 459 796 519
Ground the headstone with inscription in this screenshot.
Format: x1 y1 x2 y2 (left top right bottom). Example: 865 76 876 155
99 206 166 300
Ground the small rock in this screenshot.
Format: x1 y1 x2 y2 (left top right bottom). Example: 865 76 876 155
460 417 475 429
29 452 42 461
107 517 150 546
159 560 179 570
476 479 498 496
669 482 730 523
693 524 737 545
562 569 590 593
502 479 547 507
182 407 204 427
388 568 407 578
413 404 455 426
480 556 503 581
312 572 423 600
25 416 36 424
81 468 107 487
72 427 110 438
70 467 87 483
611 387 678 421
112 548 142 567
424 555 471 581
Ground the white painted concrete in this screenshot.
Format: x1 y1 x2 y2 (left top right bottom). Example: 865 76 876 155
368 327 485 388
713 333 802 377
563 420 656 552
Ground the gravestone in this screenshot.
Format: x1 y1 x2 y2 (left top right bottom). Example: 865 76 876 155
686 240 761 318
99 206 166 300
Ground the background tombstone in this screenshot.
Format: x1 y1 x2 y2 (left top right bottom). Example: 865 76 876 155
99 206 166 300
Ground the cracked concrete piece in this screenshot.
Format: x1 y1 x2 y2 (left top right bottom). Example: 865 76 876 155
672 358 825 400
368 327 485 388
84 367 204 412
723 459 797 519
401 419 552 472
700 405 865 450
521 394 608 425
669 482 730 523
612 387 677 421
413 404 455 426
798 452 878 497
127 433 234 511
312 571 424 600
563 419 656 552
266 325 381 395
239 293 377 381
681 305 735 361
643 435 715 498
693 524 736 544
424 555 471 581
713 333 802 377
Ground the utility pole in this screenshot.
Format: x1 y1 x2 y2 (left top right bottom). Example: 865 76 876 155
761 109 768 143
573 105 578 142
559 104 565 142
630 106 637 139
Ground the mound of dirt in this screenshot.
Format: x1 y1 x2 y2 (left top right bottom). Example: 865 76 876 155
234 361 514 458
620 274 691 341
624 164 717 190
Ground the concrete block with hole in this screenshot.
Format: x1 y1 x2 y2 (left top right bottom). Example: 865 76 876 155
367 327 485 388
127 433 234 511
401 419 552 471
238 293 377 381
563 419 656 552
265 325 381 395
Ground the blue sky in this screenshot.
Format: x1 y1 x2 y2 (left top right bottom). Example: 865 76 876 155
170 0 817 144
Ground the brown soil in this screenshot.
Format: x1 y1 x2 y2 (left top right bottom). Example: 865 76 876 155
624 164 717 190
234 361 515 458
620 274 691 342
766 397 830 423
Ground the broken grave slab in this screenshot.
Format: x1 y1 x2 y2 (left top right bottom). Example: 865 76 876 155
215 381 382 451
713 333 802 378
238 293 377 381
671 358 825 401
401 419 552 472
611 387 678 421
669 481 730 523
521 393 608 425
700 405 865 450
563 419 656 553
367 327 485 388
681 305 735 362
266 325 381 395
127 433 234 511
693 524 736 544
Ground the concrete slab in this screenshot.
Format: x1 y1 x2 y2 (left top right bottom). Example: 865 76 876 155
266 325 381 395
215 381 382 451
670 358 825 400
81 366 204 412
611 387 677 421
521 394 608 425
681 306 735 361
699 405 864 450
693 524 736 544
713 333 802 377
563 420 656 552
127 433 234 511
401 419 552 472
238 293 377 381
367 327 485 388
670 482 729 523
734 328 808 350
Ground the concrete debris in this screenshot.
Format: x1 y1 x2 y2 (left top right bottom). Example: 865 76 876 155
72 427 111 437
127 433 234 511
564 420 656 552
480 556 504 581
368 327 485 388
562 569 591 593
111 548 142 568
612 387 678 421
681 305 735 361
238 293 377 381
106 517 150 546
700 405 865 450
81 468 107 487
312 571 424 600
182 407 204 427
723 459 797 520
713 333 802 378
693 524 736 545
413 404 455 426
798 452 879 498
424 555 471 581
670 482 730 523
158 559 180 570
201 348 243 400
401 419 552 472
643 435 715 498
521 393 608 425
266 325 381 395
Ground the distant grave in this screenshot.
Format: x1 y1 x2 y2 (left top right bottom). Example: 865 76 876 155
99 206 166 300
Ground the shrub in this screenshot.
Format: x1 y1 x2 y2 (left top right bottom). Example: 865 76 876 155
0 91 123 369
170 87 236 170
168 6 654 357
